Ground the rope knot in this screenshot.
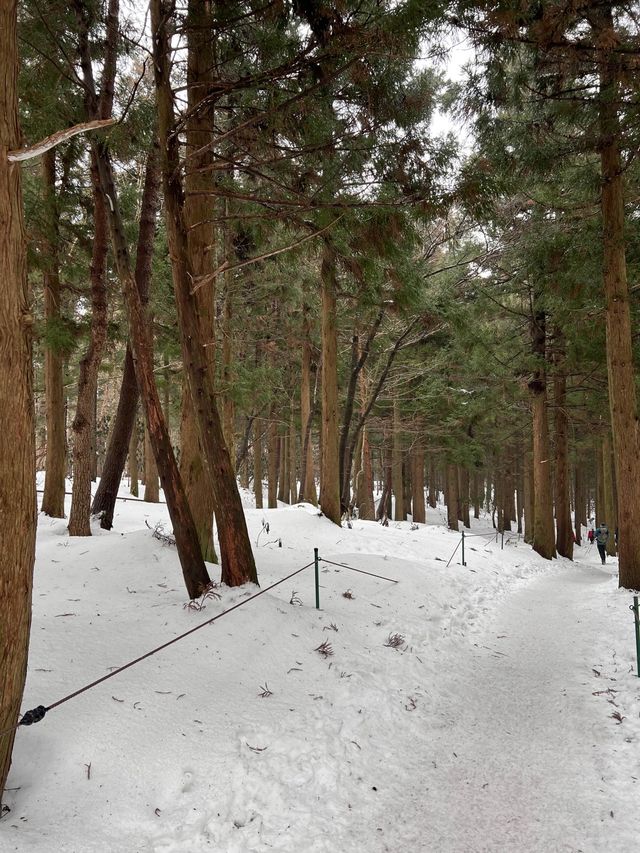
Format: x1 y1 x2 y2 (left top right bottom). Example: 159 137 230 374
20 705 47 726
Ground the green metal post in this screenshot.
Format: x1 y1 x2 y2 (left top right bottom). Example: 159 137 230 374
314 547 320 609
633 596 640 678
461 530 466 566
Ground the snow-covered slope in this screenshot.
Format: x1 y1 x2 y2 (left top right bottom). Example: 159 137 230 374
2 486 639 852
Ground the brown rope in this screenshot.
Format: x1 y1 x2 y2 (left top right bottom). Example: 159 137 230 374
319 557 398 584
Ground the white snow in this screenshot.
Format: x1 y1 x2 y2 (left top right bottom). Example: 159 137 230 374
2 481 639 852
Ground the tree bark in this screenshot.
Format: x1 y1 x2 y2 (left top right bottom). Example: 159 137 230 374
152 0 257 586
392 399 404 521
299 305 317 504
529 309 556 559
68 153 109 536
93 140 212 597
91 145 160 528
254 418 263 509
0 0 37 800
411 447 425 523
553 333 573 559
144 423 159 502
446 463 459 532
179 0 219 564
40 149 66 517
319 239 342 524
593 7 640 588
602 432 617 557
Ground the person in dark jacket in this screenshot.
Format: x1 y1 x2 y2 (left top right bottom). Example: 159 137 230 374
594 522 609 565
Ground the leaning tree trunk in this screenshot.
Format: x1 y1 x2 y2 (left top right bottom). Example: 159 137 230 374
529 309 556 559
0 0 37 800
93 142 211 599
91 145 159 528
40 149 66 518
594 7 640 589
152 0 257 586
319 240 342 525
68 154 109 536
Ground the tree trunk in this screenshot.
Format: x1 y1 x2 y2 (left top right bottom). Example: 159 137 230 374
392 399 404 521
300 305 317 504
278 432 289 503
144 423 159 503
358 425 375 520
222 238 235 465
319 239 341 524
602 432 617 557
523 445 534 544
267 412 278 508
428 456 437 508
594 7 640 588
553 336 573 559
529 309 556 559
68 153 109 536
179 0 219 564
92 139 211 597
91 146 159 527
254 418 263 509
574 460 583 546
0 0 37 799
459 466 471 528
129 415 139 497
411 447 425 523
40 149 66 518
446 464 459 532
152 0 257 586
289 401 297 503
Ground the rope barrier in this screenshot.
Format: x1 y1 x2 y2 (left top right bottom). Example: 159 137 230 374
0 560 315 741
318 557 398 584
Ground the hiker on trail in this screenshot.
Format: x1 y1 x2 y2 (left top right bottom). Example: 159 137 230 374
594 522 609 565
587 528 594 544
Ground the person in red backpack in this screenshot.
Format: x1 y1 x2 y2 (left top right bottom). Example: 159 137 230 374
587 528 594 544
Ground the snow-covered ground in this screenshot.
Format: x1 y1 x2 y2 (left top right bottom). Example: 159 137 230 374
2 480 639 852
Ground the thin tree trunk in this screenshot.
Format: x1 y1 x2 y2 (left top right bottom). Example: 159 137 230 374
91 144 159 528
152 0 258 586
553 334 573 559
0 0 37 797
41 149 66 517
319 240 341 524
278 432 289 503
428 456 437 508
68 153 109 536
144 423 159 503
358 425 375 520
446 463 459 532
594 7 640 588
529 309 556 559
392 399 404 521
254 418 263 509
459 466 470 528
574 460 583 546
128 413 139 497
268 412 278 508
602 432 616 557
300 305 317 504
411 447 425 523
222 226 235 465
289 401 297 503
523 446 534 544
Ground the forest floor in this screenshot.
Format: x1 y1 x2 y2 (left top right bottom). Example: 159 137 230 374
1 477 639 852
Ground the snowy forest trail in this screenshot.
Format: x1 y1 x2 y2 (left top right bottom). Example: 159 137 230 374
402 557 640 853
